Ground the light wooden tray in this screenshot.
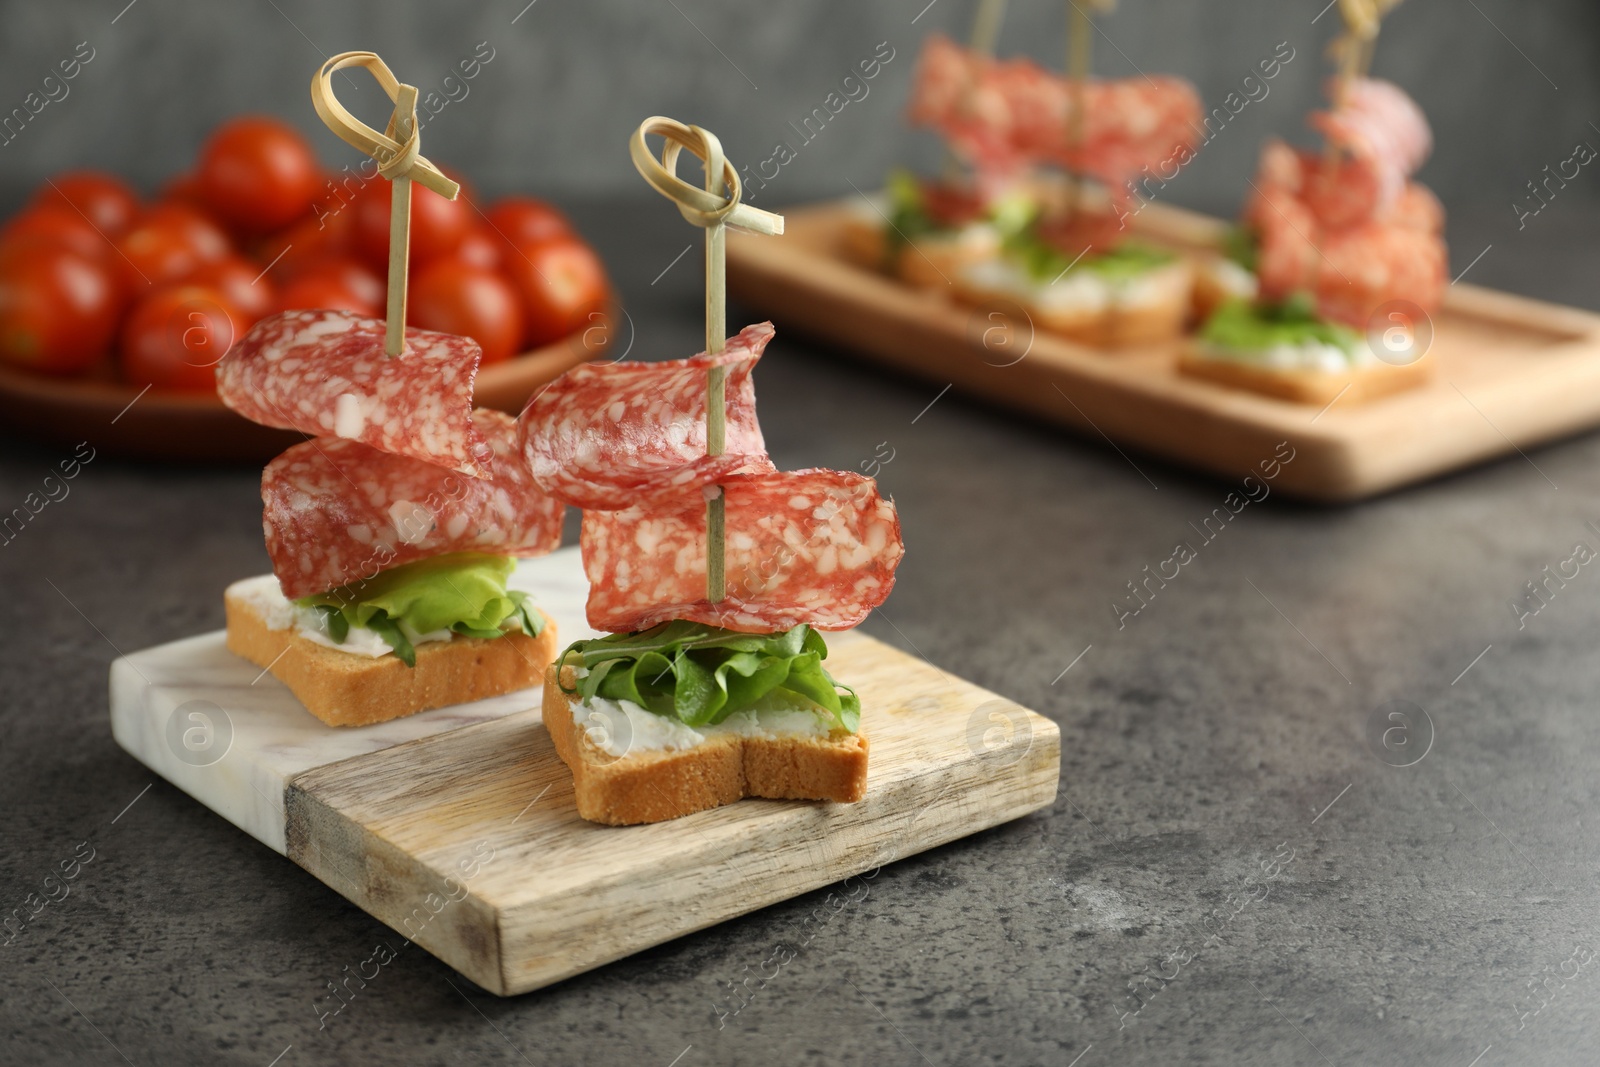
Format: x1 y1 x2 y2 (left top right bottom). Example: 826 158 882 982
727 198 1600 502
108 549 1059 996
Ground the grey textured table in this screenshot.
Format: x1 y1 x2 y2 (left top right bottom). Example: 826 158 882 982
5 199 1600 1067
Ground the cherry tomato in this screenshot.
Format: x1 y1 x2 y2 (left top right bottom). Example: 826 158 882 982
254 206 354 284
353 177 470 270
116 202 232 290
454 227 501 271
0 247 121 375
142 202 234 261
409 258 525 364
1 206 115 265
31 171 140 238
198 116 322 235
485 197 571 249
184 254 276 325
275 257 384 317
501 236 610 348
118 284 244 392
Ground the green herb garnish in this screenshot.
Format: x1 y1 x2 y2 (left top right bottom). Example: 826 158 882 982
557 621 859 733
1198 296 1360 358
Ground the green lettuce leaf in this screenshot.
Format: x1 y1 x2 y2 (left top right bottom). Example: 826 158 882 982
298 552 542 668
1198 296 1359 357
557 621 860 733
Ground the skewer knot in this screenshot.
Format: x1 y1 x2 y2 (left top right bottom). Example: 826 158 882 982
629 116 784 237
311 51 459 199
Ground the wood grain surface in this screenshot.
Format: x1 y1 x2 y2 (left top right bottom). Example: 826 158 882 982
284 631 1060 996
727 198 1600 502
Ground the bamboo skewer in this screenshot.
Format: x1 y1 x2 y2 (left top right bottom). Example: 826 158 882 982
941 0 1009 183
628 118 784 605
384 85 418 356
310 52 461 357
1065 1 1093 220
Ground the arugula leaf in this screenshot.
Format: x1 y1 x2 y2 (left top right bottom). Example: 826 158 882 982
362 611 416 668
558 622 860 732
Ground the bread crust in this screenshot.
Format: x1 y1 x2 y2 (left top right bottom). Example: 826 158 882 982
224 587 557 727
1177 342 1434 405
543 666 869 826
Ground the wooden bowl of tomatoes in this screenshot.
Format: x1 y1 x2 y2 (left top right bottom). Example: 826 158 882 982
0 116 614 462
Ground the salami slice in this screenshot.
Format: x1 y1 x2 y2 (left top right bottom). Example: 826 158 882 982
262 409 563 599
218 309 490 479
1246 136 1446 322
581 469 904 634
1308 77 1431 226
519 322 776 510
908 34 1202 185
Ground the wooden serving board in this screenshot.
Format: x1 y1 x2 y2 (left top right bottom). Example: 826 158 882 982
108 549 1059 996
727 198 1600 502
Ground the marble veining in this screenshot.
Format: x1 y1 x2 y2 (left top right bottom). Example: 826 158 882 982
108 548 598 854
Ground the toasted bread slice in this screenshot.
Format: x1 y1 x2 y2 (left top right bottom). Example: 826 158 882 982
224 581 557 727
839 212 1004 292
1178 342 1434 405
543 665 869 826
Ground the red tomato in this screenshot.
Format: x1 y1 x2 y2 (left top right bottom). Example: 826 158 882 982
1 206 115 264
254 206 354 284
142 202 234 261
0 247 121 375
117 202 232 290
501 236 610 348
485 197 571 249
118 284 243 392
352 177 470 270
197 116 322 235
409 258 524 364
276 257 384 317
32 171 140 238
454 227 501 271
184 254 276 325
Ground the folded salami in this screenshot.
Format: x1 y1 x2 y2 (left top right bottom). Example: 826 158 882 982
219 309 491 478
579 468 903 634
262 409 563 599
908 34 1201 186
1309 77 1432 224
519 322 775 509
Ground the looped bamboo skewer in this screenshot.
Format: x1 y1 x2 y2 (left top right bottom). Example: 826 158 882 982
1324 0 1401 165
629 117 784 605
311 52 461 356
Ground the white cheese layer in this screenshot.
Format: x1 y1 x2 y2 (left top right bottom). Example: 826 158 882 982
576 691 840 757
1194 338 1371 373
961 255 1184 314
1201 256 1259 301
226 575 455 659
